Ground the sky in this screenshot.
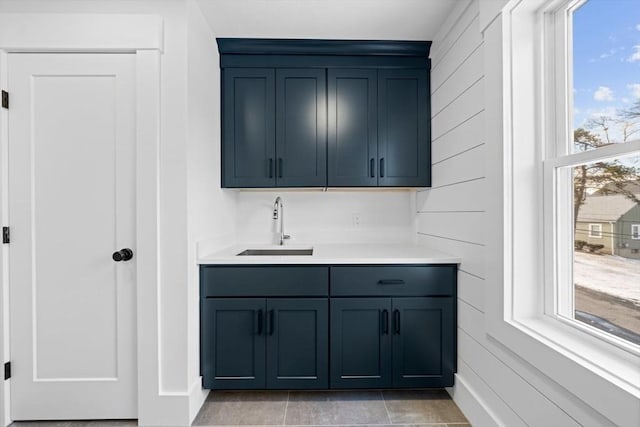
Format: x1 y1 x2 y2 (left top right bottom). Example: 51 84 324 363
572 0 640 141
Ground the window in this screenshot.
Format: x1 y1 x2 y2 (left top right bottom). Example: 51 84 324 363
492 0 640 421
544 0 640 348
633 224 640 240
587 223 602 238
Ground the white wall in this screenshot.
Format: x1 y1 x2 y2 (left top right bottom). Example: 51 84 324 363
236 191 415 245
185 0 237 418
196 0 456 40
421 1 635 425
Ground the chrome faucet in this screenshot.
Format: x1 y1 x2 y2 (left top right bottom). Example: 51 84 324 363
273 196 290 246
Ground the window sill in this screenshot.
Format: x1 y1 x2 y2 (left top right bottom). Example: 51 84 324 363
515 315 639 388
493 313 640 425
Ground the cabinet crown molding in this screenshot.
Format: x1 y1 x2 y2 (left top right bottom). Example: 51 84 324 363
217 38 432 57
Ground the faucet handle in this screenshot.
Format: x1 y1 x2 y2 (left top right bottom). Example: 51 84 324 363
283 235 291 241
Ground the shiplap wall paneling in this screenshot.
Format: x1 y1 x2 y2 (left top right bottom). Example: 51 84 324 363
416 234 485 281
458 304 582 426
431 112 484 165
417 177 485 212
430 145 485 188
455 360 527 427
431 80 483 141
457 270 484 313
417 212 485 245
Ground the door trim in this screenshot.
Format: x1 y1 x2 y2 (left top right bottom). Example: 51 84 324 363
0 13 166 427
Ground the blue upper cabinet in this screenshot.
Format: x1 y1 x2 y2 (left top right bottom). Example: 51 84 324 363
327 69 378 187
222 68 327 187
222 68 276 188
378 69 431 187
327 68 430 187
218 39 432 188
276 69 327 187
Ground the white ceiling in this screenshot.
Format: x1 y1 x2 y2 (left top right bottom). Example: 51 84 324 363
196 0 461 41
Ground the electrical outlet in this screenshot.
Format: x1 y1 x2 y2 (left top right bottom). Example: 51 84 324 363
352 212 361 227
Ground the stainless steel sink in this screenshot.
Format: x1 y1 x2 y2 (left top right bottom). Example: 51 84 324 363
237 248 314 256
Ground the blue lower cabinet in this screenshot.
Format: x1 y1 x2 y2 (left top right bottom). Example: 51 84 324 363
202 297 329 390
330 298 392 388
392 298 454 387
330 297 454 389
266 298 328 389
202 298 266 389
201 264 457 390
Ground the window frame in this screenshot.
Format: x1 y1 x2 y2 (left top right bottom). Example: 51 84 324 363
587 223 602 238
485 0 640 423
632 224 640 240
541 0 640 349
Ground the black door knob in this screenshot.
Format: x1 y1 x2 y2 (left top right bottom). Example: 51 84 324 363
112 248 133 262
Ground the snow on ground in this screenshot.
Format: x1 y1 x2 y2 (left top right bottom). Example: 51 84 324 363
574 252 640 306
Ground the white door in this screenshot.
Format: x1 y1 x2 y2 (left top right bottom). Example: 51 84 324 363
8 53 137 420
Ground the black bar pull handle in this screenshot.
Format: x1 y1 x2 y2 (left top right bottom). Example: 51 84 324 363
370 158 375 178
278 158 283 178
381 309 389 335
255 309 263 335
378 279 405 285
268 310 275 335
394 309 401 334
268 158 274 179
380 158 385 178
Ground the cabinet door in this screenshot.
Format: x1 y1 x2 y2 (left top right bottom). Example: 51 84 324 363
202 298 266 389
330 298 391 388
222 68 276 188
378 69 431 187
275 69 327 187
327 69 378 186
391 297 454 387
266 298 328 389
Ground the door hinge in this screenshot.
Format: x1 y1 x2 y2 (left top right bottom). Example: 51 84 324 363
4 362 10 380
2 227 9 244
1 90 7 109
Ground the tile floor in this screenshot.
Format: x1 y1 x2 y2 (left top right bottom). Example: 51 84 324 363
10 389 470 427
193 389 469 426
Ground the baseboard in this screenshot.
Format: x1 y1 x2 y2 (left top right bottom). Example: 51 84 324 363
138 393 189 427
1 379 8 427
138 377 208 427
447 372 504 427
188 376 209 424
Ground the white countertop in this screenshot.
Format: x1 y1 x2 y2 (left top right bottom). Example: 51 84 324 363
198 243 460 265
